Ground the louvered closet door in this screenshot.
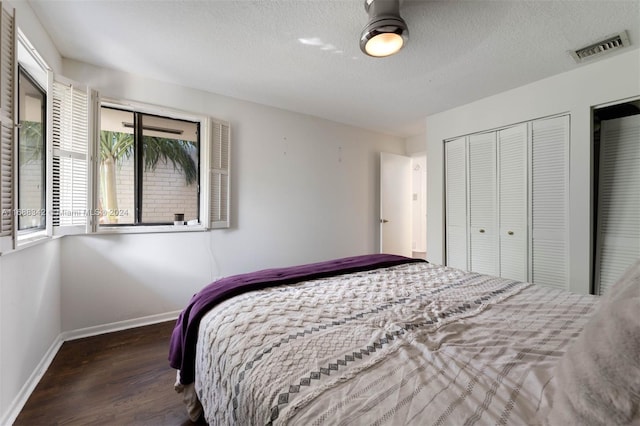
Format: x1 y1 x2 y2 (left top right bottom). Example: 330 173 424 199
595 114 640 295
530 115 569 289
468 132 498 276
498 124 528 281
445 138 468 269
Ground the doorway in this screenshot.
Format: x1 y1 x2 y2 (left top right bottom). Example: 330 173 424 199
411 154 427 259
379 152 427 259
592 99 640 295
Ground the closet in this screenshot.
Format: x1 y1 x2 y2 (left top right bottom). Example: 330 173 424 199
497 124 528 281
594 113 640 295
445 115 569 288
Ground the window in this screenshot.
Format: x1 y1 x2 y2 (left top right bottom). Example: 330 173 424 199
99 106 200 226
17 67 46 232
0 5 230 249
52 94 230 236
9 22 53 247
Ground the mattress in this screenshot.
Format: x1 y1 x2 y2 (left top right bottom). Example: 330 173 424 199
191 261 597 425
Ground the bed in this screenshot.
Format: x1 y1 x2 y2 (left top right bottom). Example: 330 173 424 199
169 254 640 425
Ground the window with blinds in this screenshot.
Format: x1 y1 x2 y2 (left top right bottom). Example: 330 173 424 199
54 97 232 233
0 3 232 245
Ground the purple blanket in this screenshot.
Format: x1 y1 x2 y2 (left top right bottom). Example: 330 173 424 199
169 253 426 384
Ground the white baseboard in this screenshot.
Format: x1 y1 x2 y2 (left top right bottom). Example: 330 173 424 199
1 310 181 425
61 310 181 341
1 335 64 426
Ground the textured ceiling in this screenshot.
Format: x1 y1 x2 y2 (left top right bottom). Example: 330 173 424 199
27 0 640 137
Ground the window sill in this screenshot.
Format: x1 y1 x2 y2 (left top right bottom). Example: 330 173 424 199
95 223 208 235
2 231 54 255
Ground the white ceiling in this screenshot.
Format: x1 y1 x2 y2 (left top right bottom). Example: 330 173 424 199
27 0 640 137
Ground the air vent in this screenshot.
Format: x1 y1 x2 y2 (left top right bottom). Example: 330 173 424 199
570 31 630 63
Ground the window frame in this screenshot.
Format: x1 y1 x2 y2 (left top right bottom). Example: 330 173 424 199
98 106 201 227
0 8 230 254
95 98 211 234
16 64 47 236
13 28 51 247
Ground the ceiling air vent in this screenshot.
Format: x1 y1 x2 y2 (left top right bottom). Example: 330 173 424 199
570 31 631 63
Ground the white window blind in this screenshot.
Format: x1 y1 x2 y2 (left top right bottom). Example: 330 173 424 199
51 77 90 235
210 119 230 229
0 4 14 251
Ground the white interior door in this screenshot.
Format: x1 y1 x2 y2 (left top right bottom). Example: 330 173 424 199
380 152 412 257
468 132 498 276
445 138 468 269
498 124 528 281
530 115 569 289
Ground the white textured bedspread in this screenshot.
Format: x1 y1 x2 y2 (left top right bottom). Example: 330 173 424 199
195 262 597 425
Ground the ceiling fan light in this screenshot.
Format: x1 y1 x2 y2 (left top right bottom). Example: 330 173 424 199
359 0 409 58
361 23 407 57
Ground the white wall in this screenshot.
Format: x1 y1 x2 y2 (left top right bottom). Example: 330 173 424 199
0 241 62 424
1 4 404 419
60 59 405 331
405 133 427 256
10 0 62 73
426 48 640 294
411 155 427 253
405 132 426 155
0 2 63 424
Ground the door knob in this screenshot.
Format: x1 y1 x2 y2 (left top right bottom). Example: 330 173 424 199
380 219 389 223
479 229 485 233
508 231 514 235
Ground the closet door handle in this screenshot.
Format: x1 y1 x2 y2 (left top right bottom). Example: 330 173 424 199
479 229 485 233
507 231 514 236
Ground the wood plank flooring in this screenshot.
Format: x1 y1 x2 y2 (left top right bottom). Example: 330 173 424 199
15 321 204 425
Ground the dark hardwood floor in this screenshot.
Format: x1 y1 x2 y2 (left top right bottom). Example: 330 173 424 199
15 321 205 425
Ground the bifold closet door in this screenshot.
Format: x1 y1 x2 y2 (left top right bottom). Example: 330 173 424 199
595 114 640 295
498 124 528 281
445 138 468 269
468 132 498 276
530 115 569 289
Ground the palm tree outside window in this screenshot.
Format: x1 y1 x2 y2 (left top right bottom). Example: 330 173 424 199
17 67 46 232
99 106 199 225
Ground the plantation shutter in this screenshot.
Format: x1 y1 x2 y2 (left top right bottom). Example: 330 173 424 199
209 119 230 229
530 115 569 289
51 77 90 235
0 4 14 252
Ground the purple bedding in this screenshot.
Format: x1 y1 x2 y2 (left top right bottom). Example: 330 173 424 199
168 254 426 384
